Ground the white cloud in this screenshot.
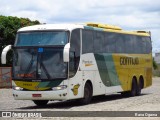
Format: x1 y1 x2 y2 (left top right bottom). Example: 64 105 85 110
0 0 160 52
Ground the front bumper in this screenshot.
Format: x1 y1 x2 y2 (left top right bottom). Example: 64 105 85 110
13 89 68 100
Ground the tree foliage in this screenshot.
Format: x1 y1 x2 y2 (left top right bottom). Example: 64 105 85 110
0 15 40 66
153 58 158 70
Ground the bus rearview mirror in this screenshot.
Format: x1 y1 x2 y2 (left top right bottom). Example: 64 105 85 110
1 45 12 64
63 43 70 62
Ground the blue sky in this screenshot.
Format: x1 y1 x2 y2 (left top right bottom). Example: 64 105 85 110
0 0 160 54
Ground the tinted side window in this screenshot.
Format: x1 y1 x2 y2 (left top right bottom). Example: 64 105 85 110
82 30 94 54
105 32 116 53
127 35 152 54
125 35 135 53
69 29 80 78
94 31 105 53
134 36 143 54
140 36 147 54
82 30 151 54
145 37 152 53
115 34 125 53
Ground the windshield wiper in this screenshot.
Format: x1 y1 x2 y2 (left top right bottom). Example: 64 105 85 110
40 61 51 79
23 52 35 78
37 52 51 80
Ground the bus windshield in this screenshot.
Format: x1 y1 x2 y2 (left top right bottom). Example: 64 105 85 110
15 31 68 46
13 48 67 80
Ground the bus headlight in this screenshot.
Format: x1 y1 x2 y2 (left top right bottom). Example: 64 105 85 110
13 86 24 91
52 85 67 90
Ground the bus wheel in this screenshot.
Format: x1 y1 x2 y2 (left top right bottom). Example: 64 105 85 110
33 100 48 106
79 83 92 105
136 80 142 96
130 78 137 97
121 91 130 97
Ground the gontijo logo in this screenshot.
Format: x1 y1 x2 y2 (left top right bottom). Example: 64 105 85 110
120 57 139 65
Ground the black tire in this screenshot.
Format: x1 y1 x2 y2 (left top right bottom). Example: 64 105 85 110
121 91 130 97
33 100 48 106
129 78 137 97
136 80 142 96
79 83 92 105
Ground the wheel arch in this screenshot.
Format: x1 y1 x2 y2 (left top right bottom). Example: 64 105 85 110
85 80 93 94
132 76 138 84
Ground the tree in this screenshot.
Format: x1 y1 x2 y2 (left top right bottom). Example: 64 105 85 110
153 58 158 70
0 15 40 66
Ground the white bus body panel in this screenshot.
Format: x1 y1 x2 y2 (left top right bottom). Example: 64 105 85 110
13 89 68 100
18 24 84 32
80 53 123 96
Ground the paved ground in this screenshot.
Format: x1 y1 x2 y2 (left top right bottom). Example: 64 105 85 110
0 77 160 120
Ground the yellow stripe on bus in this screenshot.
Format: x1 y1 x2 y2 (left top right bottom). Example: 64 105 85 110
14 81 50 90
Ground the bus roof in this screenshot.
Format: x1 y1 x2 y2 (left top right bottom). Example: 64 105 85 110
18 24 84 32
85 23 150 36
18 23 150 36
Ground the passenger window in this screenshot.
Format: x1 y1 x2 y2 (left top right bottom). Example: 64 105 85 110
82 30 94 54
94 31 104 53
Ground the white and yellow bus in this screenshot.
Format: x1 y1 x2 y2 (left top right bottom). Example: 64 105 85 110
1 23 152 106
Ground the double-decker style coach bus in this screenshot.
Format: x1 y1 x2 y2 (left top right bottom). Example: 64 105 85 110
1 23 152 106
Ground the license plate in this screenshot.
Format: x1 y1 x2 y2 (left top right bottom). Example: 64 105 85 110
32 94 42 97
